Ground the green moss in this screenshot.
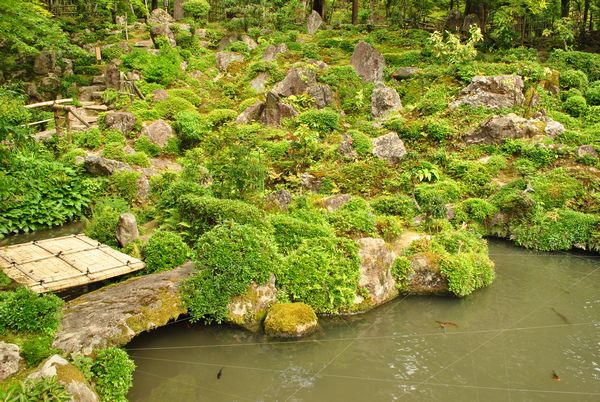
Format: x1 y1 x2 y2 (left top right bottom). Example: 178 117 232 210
264 303 317 337
125 289 186 334
391 256 413 292
440 252 495 297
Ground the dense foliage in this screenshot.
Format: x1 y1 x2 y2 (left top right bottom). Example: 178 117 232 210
91 348 136 402
142 230 191 273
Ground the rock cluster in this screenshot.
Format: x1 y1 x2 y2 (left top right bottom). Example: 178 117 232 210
450 75 525 110
465 113 565 144
236 91 298 127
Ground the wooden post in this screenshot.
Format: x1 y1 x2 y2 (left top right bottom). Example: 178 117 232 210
54 108 61 135
95 47 102 62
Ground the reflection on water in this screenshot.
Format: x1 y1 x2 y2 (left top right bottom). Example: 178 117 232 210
0 221 85 247
127 239 600 401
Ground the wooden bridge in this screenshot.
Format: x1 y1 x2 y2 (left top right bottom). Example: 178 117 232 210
0 234 145 293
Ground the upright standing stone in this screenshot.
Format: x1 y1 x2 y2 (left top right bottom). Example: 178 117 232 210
307 10 323 35
371 83 402 117
351 41 385 83
115 213 139 247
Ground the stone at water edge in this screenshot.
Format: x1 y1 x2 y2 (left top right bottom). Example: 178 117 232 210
371 83 402 118
115 213 139 247
372 132 407 165
352 238 398 310
307 10 323 35
0 341 21 381
227 275 278 332
351 41 385 83
264 303 318 338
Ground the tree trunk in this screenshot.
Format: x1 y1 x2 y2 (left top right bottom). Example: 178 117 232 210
173 0 183 19
151 0 158 10
352 0 359 24
561 0 570 18
313 0 324 17
581 0 590 41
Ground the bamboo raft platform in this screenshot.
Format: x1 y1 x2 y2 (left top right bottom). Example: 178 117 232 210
0 234 145 293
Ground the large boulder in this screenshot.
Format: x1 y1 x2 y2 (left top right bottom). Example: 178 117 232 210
351 41 385 83
148 8 173 25
450 75 525 110
28 355 99 402
241 34 258 50
264 303 318 337
0 342 21 381
236 92 298 127
444 9 463 31
250 72 270 93
464 113 565 144
227 274 278 332
264 189 292 211
33 51 57 75
404 254 448 294
141 119 174 147
353 238 398 310
216 51 244 72
307 84 334 109
104 111 136 136
307 10 323 35
115 213 139 247
262 43 288 61
372 132 407 164
53 263 193 356
371 83 402 118
321 194 351 212
272 67 317 97
83 155 132 176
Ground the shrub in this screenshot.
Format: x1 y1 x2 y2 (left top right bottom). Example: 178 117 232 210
440 252 495 297
549 50 600 81
207 108 237 127
415 180 462 205
0 287 63 334
327 197 376 237
391 256 412 291
143 231 191 273
176 194 265 239
279 237 360 314
21 334 56 367
125 151 150 168
269 214 335 255
182 222 280 323
74 128 103 149
559 69 589 90
375 215 404 241
101 142 127 160
416 84 451 116
371 195 418 218
167 89 202 106
512 209 599 251
563 95 587 117
91 348 136 402
348 130 372 156
561 88 583 101
85 198 130 247
298 109 340 133
154 96 196 120
134 136 161 157
530 168 583 209
109 171 140 204
584 81 600 106
173 111 211 148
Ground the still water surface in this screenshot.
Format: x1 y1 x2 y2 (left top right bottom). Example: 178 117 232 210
127 239 600 401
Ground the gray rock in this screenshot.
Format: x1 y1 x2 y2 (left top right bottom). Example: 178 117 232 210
137 174 150 201
83 155 132 176
216 51 244 72
307 10 323 35
104 60 121 89
265 189 292 210
353 238 398 309
115 213 138 247
322 194 351 212
194 28 207 39
262 43 288 61
272 67 317 97
53 263 194 356
236 92 298 127
372 132 407 164
338 134 358 160
148 8 173 25
241 34 258 50
392 67 422 80
152 89 169 101
444 9 463 31
217 33 239 50
33 51 57 75
465 113 564 145
577 145 598 158
351 41 385 83
134 40 154 48
300 173 322 192
0 342 21 381
150 24 176 47
141 119 174 147
405 253 448 294
28 355 100 402
250 72 270 93
104 111 136 136
307 84 334 109
450 75 525 110
227 274 277 332
371 83 402 118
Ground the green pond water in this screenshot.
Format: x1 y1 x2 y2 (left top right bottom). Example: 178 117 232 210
126 239 600 401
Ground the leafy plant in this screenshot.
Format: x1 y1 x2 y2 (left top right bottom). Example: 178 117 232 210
143 231 191 273
84 198 130 247
0 287 63 334
0 377 70 402
428 25 483 64
91 348 136 402
298 109 340 133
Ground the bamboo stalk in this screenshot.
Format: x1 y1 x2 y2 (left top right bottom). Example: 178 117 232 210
25 98 73 109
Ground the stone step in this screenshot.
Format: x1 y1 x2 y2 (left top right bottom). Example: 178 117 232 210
92 76 105 85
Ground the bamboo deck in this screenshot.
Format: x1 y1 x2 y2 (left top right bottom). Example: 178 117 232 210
0 234 145 293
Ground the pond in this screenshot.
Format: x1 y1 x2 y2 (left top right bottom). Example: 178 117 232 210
127 239 600 401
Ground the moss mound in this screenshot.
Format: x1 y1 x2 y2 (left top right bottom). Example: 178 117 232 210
264 303 318 338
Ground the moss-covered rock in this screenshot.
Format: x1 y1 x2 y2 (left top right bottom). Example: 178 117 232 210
226 275 278 332
264 303 318 338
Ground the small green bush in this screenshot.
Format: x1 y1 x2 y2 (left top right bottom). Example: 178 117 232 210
134 136 162 157
109 171 141 204
327 197 376 237
0 287 63 334
74 128 103 149
298 109 340 133
91 348 136 402
0 377 70 401
143 231 191 273
584 81 600 106
269 214 335 255
348 130 372 156
559 69 589 90
207 108 237 127
440 252 495 297
415 179 462 205
85 198 130 247
453 198 497 223
21 334 56 367
530 168 583 209
279 237 360 314
563 95 587 117
183 0 210 19
371 195 418 218
416 84 451 116
125 151 151 168
155 96 196 120
375 215 404 241
173 110 211 148
391 256 412 291
182 222 280 323
101 142 127 161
